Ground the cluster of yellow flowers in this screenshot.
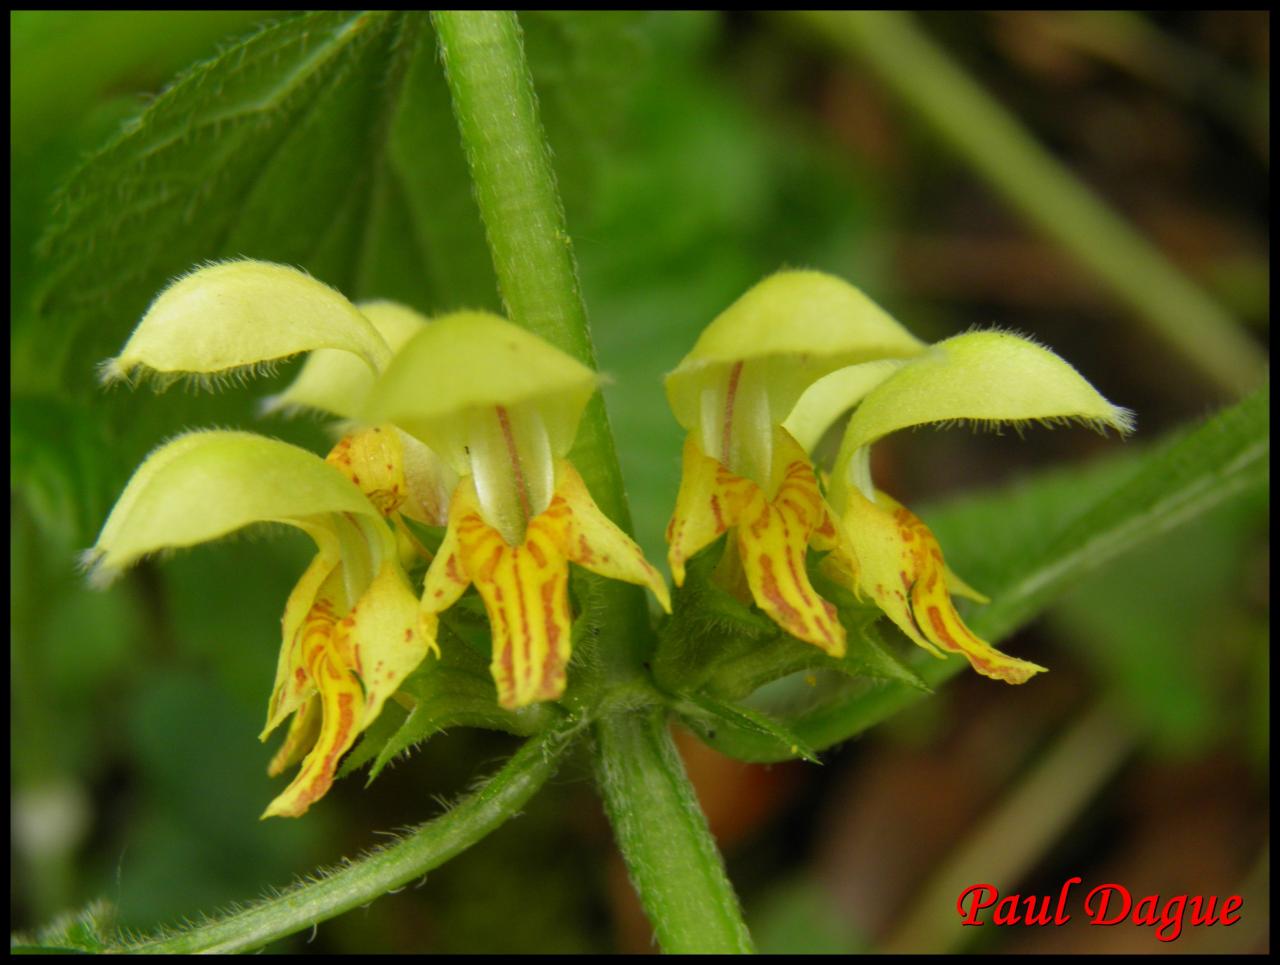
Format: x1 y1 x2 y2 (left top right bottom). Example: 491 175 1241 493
87 262 1130 817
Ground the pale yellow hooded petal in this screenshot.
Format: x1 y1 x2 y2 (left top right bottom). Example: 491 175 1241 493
363 311 599 472
665 270 925 434
100 260 391 386
262 300 430 419
84 430 379 586
836 331 1134 468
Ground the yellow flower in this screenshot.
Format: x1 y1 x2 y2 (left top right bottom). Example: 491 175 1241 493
90 260 451 817
664 270 925 656
364 312 670 709
86 432 431 819
790 330 1134 683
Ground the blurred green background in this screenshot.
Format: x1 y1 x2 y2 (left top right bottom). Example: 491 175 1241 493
10 11 1268 953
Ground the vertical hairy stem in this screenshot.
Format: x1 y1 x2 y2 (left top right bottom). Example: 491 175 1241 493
594 710 756 953
432 10 652 681
434 15 754 952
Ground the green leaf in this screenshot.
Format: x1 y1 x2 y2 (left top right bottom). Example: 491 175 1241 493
19 12 498 546
972 383 1268 642
709 385 1269 761
10 396 121 548
521 12 650 223
1049 490 1266 756
676 692 820 763
11 899 114 954
38 12 417 382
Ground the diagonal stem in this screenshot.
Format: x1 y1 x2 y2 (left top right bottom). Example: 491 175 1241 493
121 722 581 954
789 10 1265 397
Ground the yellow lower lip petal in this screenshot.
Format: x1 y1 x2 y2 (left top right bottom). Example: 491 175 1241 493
735 435 846 657
262 606 365 819
842 489 1046 685
666 432 756 587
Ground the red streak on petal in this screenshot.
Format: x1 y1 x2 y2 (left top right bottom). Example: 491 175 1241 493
721 361 744 466
710 494 725 531
527 538 547 568
445 554 465 585
318 691 355 781
513 554 533 696
540 576 562 698
926 606 959 650
496 405 534 525
757 553 806 635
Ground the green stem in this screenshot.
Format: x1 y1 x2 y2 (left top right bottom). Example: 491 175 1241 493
123 724 579 954
791 10 1265 397
593 710 755 953
432 16 750 952
432 10 651 680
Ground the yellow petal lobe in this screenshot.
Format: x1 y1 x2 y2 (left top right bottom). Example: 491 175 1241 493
842 490 1045 684
666 432 756 586
735 432 846 656
262 595 364 819
344 561 438 722
547 462 671 613
424 465 671 709
263 552 341 739
326 425 410 518
267 694 321 778
666 429 847 655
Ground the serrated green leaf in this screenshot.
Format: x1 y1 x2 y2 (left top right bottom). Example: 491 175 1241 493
19 12 495 548
335 697 410 781
838 619 931 693
14 899 115 954
37 12 415 380
677 693 820 763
